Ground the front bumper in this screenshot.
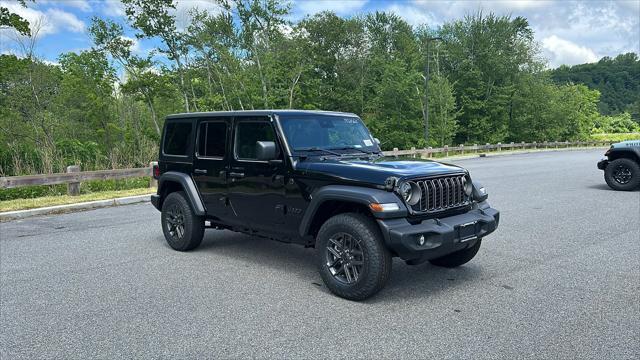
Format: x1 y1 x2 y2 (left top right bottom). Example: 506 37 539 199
376 201 499 261
597 158 608 170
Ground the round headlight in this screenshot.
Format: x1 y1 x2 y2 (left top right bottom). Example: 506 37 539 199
399 181 421 206
463 177 473 196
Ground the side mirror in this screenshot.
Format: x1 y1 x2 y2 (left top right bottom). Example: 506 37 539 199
256 141 278 161
374 138 381 145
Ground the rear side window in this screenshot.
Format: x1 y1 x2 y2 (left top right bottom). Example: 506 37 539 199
197 122 227 158
164 122 192 156
235 120 278 160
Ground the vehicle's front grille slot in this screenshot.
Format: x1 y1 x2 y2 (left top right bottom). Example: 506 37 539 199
413 175 470 213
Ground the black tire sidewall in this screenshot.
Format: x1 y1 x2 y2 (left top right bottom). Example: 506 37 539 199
605 158 640 191
161 191 204 251
316 213 391 300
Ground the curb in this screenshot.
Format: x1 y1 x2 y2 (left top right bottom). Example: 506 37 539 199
0 195 151 222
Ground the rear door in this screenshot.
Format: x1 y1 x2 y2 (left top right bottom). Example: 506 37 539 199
226 116 287 232
192 117 231 222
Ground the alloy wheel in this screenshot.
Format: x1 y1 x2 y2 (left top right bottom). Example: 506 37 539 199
165 204 185 239
613 164 632 184
325 232 365 284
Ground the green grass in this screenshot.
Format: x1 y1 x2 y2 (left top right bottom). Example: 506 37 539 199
0 188 155 212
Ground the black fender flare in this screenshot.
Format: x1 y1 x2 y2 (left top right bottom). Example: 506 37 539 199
471 180 488 202
608 147 640 163
158 171 206 216
298 185 407 237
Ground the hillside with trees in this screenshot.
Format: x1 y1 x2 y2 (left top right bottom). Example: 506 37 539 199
549 53 640 118
1 0 638 177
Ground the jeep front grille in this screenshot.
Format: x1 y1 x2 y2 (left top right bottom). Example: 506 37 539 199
412 175 470 213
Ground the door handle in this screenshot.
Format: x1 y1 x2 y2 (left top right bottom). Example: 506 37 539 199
229 172 245 178
193 169 207 175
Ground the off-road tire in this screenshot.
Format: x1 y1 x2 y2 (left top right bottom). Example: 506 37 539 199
316 213 392 301
161 191 204 251
604 158 640 191
429 239 482 268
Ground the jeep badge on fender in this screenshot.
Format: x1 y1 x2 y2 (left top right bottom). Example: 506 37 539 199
151 110 500 300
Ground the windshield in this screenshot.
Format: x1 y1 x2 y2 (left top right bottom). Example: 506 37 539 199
279 115 379 155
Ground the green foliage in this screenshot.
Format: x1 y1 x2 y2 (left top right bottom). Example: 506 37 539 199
590 132 640 142
0 177 151 201
0 184 66 201
1 1 638 176
550 53 640 117
0 1 31 36
592 113 640 134
439 13 540 144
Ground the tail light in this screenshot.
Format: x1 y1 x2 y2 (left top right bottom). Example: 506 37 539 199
152 163 160 179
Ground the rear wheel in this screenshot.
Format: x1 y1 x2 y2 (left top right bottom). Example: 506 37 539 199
604 158 640 191
316 213 392 301
429 240 482 268
161 191 204 251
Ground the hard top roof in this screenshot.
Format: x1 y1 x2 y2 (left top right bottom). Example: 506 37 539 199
165 109 358 120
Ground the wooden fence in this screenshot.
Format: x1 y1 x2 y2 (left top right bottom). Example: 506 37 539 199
381 140 611 157
0 162 157 196
0 141 610 195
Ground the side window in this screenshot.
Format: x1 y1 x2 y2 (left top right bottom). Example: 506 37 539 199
164 121 192 156
235 120 279 160
197 121 227 158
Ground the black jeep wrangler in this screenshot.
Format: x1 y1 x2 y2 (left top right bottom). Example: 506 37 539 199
597 140 640 191
151 110 500 300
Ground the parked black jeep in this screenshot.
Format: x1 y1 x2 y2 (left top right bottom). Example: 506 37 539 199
151 110 500 300
597 140 640 191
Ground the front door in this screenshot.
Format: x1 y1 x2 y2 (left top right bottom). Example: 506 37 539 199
227 116 287 232
192 118 231 222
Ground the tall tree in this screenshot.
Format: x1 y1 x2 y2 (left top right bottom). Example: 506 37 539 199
440 13 540 143
121 0 193 112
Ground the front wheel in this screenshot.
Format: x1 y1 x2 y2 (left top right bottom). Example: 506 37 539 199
316 213 392 301
429 240 482 268
161 191 204 251
604 158 640 191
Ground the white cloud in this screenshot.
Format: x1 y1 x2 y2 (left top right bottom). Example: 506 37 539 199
542 35 599 67
100 0 125 17
173 0 226 29
0 1 85 36
294 0 368 16
42 59 61 66
46 9 85 32
405 0 638 66
384 3 440 27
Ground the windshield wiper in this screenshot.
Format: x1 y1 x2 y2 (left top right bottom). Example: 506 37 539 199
293 147 343 157
327 146 375 155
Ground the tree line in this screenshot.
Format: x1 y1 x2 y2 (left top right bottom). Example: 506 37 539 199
1 0 638 176
549 53 639 117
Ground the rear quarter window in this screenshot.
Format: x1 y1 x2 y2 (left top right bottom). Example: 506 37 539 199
163 121 192 156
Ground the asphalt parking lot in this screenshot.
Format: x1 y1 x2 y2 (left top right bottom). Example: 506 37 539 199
1 149 639 359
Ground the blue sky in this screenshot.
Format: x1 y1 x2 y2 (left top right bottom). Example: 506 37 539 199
1 0 639 68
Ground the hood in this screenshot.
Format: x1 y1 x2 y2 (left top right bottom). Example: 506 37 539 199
295 156 465 186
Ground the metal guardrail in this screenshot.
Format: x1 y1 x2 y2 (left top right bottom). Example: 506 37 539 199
0 141 611 194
